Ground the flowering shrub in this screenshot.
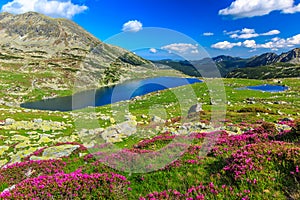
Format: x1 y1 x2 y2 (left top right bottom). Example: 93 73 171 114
223 141 300 180
0 171 130 199
0 160 66 186
136 132 175 149
140 182 250 200
211 122 285 157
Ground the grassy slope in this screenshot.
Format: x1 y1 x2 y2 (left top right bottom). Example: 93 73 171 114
0 76 299 199
227 63 300 79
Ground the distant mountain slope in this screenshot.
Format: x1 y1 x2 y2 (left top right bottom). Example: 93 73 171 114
245 53 278 67
0 12 152 89
152 48 300 78
226 63 300 79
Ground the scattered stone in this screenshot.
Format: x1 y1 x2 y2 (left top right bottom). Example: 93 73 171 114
33 118 43 123
226 126 242 135
132 96 142 101
11 135 29 141
125 114 136 121
281 117 294 122
110 117 115 124
15 141 31 149
38 136 52 144
274 101 288 105
5 118 15 125
141 114 147 119
0 146 9 155
275 124 292 132
247 101 256 104
151 116 165 124
0 159 8 167
277 110 284 115
79 153 87 157
273 79 282 84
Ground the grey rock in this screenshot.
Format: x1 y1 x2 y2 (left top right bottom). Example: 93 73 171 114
42 144 80 158
33 118 43 123
151 116 165 124
5 118 15 125
188 103 203 114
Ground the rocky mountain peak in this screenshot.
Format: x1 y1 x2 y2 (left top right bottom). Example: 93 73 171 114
0 12 151 90
0 11 101 49
275 48 300 63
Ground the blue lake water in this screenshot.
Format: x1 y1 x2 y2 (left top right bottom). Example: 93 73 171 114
21 77 202 111
237 84 288 93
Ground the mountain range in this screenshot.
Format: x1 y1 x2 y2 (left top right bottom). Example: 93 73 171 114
0 12 299 83
153 48 300 78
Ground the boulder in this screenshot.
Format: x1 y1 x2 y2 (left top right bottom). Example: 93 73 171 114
5 118 15 125
116 120 137 136
41 144 80 159
188 103 203 114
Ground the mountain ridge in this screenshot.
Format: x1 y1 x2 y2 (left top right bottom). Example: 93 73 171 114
0 12 154 91
152 48 300 78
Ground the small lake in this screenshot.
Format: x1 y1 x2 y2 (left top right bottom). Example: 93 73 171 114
237 84 288 93
21 77 202 111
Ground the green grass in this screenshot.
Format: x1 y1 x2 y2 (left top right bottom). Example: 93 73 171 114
0 77 299 199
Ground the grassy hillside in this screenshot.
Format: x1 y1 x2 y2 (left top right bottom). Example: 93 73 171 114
227 63 300 79
0 76 299 199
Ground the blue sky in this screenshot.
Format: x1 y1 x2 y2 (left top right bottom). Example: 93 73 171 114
1 0 300 59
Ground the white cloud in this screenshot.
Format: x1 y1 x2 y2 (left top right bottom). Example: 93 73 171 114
211 34 300 50
231 33 259 39
243 40 257 48
261 30 281 36
203 32 214 36
241 28 255 34
253 35 300 50
227 28 280 39
282 2 300 13
211 41 242 49
122 20 143 32
149 48 157 53
224 30 240 35
1 0 87 19
286 34 300 45
161 43 199 54
219 0 295 18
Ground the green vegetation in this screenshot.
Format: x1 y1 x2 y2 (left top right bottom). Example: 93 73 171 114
101 60 124 84
227 63 300 79
0 75 299 199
